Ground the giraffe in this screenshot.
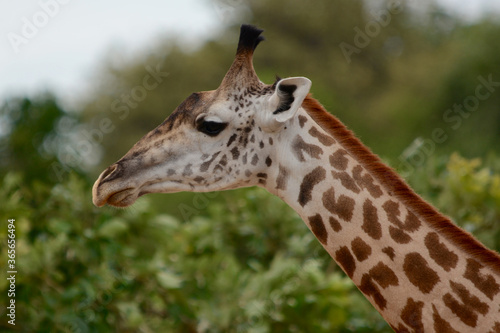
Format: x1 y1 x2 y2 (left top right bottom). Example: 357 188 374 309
92 25 500 332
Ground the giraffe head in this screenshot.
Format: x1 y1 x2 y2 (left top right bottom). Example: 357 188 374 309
92 25 311 207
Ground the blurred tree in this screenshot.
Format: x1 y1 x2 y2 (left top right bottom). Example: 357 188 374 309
0 95 84 185
428 20 500 157
81 0 500 174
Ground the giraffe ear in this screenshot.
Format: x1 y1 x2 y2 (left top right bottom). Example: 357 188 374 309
260 77 311 131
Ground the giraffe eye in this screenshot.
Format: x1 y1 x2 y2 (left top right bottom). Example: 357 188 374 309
197 120 228 136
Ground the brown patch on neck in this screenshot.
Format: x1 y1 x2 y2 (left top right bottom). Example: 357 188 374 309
301 95 500 275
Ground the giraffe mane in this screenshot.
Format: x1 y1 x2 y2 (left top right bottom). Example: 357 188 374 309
302 94 500 275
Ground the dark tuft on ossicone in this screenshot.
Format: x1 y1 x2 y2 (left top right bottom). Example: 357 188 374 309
236 24 265 55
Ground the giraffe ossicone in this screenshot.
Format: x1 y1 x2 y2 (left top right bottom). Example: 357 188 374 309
93 24 500 332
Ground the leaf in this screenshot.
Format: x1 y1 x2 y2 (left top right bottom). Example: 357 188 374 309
97 218 128 238
156 271 182 289
116 302 143 326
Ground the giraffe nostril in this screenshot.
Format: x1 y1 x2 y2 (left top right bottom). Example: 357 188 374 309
101 164 120 182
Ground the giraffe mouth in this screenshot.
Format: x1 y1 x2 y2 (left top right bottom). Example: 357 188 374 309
95 187 138 208
93 174 187 207
109 189 137 207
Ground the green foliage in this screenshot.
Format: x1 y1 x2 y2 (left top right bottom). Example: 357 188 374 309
2 152 500 332
0 171 390 332
0 95 76 185
404 153 500 252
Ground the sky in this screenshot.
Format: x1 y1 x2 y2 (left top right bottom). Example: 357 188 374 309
1 0 499 107
0 0 225 105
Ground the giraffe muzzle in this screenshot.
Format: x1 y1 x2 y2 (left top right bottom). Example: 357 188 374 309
92 163 138 207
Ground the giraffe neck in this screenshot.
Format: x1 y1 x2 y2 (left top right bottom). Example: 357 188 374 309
262 96 500 332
